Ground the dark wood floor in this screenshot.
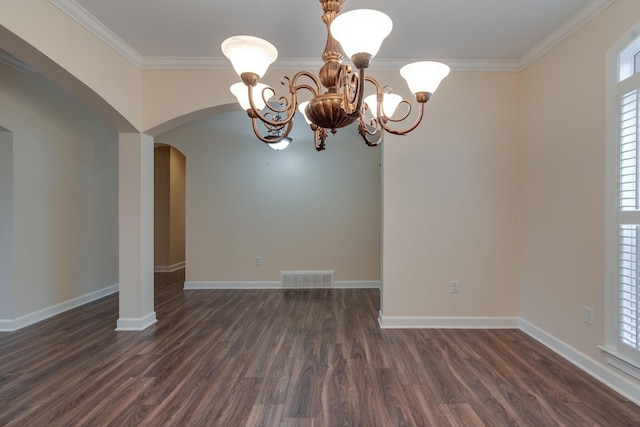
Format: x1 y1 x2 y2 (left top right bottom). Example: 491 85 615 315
1 270 639 426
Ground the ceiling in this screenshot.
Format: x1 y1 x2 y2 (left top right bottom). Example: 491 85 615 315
65 0 607 69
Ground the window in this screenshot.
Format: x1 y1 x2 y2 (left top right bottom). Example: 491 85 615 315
619 225 639 350
604 25 640 379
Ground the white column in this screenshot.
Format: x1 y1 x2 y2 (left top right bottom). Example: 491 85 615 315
0 129 13 329
116 133 156 331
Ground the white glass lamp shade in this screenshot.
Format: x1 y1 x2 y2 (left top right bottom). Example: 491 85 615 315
330 9 392 59
298 101 312 125
400 61 450 95
221 35 278 77
269 137 291 150
364 93 402 118
230 82 273 111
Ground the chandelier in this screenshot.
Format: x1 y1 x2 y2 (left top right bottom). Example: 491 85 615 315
222 0 450 151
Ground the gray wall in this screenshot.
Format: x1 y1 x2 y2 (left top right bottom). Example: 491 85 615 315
0 63 118 319
157 110 382 283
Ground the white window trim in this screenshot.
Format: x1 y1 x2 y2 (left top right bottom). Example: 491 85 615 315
599 346 640 380
604 20 640 378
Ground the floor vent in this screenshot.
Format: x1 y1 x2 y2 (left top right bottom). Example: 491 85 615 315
281 270 335 289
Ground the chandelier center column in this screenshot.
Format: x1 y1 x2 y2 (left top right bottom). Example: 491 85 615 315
320 0 345 63
319 0 345 92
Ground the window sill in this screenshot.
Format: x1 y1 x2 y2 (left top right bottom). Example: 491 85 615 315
599 346 640 380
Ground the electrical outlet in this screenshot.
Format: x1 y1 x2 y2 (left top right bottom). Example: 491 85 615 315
256 256 262 266
584 306 594 325
450 280 459 293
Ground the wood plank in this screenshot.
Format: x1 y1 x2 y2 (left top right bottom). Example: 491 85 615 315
0 270 639 425
244 404 284 427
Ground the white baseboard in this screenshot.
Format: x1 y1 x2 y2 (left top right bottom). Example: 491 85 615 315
154 261 185 273
334 280 381 289
0 319 13 332
184 281 281 290
378 312 520 329
520 319 640 406
0 284 119 332
115 311 157 331
184 280 382 290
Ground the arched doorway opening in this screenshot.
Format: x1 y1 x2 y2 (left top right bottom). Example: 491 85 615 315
153 145 186 275
154 110 382 291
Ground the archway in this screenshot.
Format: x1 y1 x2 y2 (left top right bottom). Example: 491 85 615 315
155 110 382 291
154 145 186 274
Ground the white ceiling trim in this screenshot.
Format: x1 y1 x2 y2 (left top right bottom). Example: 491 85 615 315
365 58 522 72
50 0 614 73
49 0 144 68
519 0 615 70
141 57 522 72
141 57 230 70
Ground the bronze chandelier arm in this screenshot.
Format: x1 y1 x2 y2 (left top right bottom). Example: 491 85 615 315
246 85 296 127
363 77 391 120
289 71 322 97
341 70 357 109
346 67 367 117
362 76 429 136
358 115 384 146
364 75 382 92
383 99 412 123
378 101 425 136
245 70 322 127
293 84 319 98
267 72 322 114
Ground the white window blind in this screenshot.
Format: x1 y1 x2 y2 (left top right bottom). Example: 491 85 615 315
620 90 638 211
619 225 639 350
618 80 640 362
609 33 640 372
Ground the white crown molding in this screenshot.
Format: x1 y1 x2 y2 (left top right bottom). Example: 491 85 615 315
275 58 521 72
142 57 329 71
443 59 521 72
344 58 522 72
141 56 520 72
518 0 616 70
51 0 614 73
48 0 144 68
142 57 231 70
